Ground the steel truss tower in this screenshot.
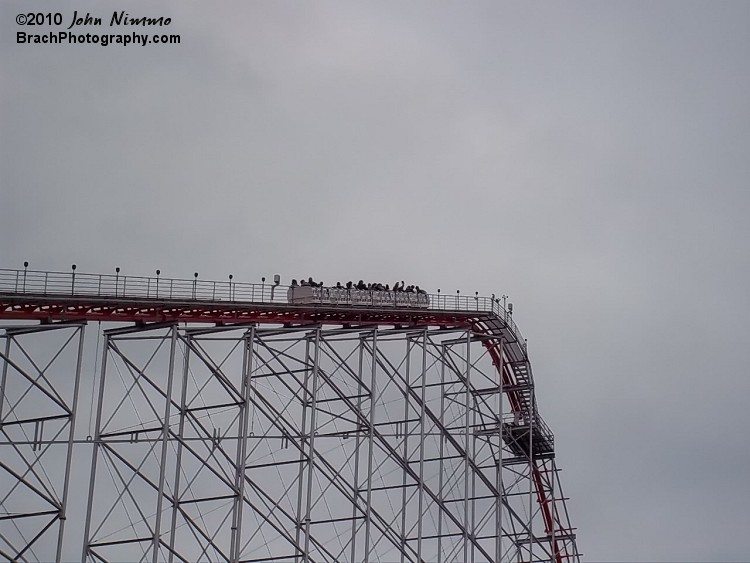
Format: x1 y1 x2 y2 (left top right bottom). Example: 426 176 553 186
0 268 580 562
0 322 85 563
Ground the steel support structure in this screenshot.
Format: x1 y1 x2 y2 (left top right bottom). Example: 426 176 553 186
0 323 85 563
71 324 576 562
0 268 580 562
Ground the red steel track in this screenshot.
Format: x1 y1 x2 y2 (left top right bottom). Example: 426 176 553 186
0 294 481 327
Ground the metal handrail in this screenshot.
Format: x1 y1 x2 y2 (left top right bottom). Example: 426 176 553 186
0 268 524 343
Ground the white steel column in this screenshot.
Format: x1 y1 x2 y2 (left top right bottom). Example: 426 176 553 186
229 327 255 562
362 329 378 563
495 337 504 563
416 328 428 562
349 336 365 563
152 325 178 563
56 325 85 562
81 332 109 563
463 331 471 562
302 328 321 562
167 332 191 563
399 335 412 563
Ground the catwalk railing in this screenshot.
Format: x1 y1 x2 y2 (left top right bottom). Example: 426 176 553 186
0 268 526 345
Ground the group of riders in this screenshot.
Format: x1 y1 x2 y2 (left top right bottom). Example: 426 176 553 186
291 278 427 294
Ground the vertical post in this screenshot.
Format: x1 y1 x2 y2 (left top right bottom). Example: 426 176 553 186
349 336 365 563
33 420 41 451
363 329 378 562
436 343 446 563
416 328 428 562
71 264 77 295
230 328 255 562
152 326 178 563
295 335 311 561
550 459 557 563
302 328 321 562
527 384 535 563
529 393 536 561
463 331 471 562
399 336 411 563
81 334 110 562
56 325 86 561
471 375 477 563
0 335 11 423
167 332 190 563
495 337 504 563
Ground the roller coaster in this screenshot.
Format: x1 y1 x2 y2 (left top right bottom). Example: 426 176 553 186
0 267 580 563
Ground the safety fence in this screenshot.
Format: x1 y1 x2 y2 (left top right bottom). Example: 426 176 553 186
0 268 524 343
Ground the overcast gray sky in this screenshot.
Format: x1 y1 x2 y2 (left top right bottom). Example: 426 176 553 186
2 1 750 561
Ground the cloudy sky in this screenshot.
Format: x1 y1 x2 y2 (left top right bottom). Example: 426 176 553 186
2 1 750 560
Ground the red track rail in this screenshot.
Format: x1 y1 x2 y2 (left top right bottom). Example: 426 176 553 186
0 294 480 327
